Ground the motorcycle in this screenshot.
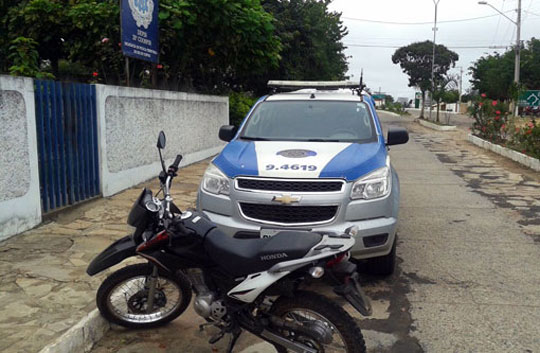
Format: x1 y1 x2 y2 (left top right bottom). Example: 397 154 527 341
87 131 372 353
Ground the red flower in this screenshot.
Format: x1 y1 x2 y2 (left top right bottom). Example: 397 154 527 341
496 110 501 115
118 42 122 47
492 100 497 106
495 116 500 121
481 93 486 98
156 64 163 69
479 102 483 107
528 122 534 128
501 124 506 130
92 72 98 77
526 129 533 135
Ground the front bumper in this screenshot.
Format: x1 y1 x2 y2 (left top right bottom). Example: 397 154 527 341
201 209 396 259
197 169 400 260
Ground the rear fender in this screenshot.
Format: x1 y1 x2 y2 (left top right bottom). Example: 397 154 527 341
86 235 137 276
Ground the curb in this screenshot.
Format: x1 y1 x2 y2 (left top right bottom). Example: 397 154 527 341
376 110 401 117
468 134 540 172
417 118 456 131
38 309 110 353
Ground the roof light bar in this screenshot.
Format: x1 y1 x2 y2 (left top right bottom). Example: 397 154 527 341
267 80 359 91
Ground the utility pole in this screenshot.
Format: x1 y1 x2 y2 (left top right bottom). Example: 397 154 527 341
429 0 441 121
515 0 521 116
478 0 521 116
457 66 463 111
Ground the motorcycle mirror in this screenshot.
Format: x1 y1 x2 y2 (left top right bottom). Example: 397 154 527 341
157 131 166 149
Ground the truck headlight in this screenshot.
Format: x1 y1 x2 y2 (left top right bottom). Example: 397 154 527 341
350 157 392 200
202 163 230 195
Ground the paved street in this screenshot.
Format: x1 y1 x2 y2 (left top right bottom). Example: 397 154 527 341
0 112 538 353
89 112 540 352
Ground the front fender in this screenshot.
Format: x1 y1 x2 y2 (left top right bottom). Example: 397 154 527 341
86 235 137 276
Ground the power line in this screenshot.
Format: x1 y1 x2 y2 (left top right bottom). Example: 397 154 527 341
344 43 512 49
341 11 514 25
491 0 505 46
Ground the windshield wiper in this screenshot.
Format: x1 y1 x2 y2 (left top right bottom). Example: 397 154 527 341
240 136 271 141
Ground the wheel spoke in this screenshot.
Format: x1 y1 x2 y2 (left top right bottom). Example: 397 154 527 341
106 275 182 324
281 309 347 353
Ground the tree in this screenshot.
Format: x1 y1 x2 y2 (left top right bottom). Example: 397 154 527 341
0 0 282 92
159 0 282 92
431 74 458 122
392 41 459 119
247 0 348 94
470 38 540 101
384 94 395 106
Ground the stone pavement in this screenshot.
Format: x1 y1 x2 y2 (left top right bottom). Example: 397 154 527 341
2 111 539 353
0 161 209 353
90 112 540 353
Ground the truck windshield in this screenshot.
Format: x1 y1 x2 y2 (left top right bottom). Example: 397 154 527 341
240 101 376 142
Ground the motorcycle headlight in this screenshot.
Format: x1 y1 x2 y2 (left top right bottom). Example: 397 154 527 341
202 163 230 195
350 157 392 200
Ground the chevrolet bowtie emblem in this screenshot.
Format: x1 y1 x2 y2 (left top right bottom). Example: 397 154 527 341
272 194 301 205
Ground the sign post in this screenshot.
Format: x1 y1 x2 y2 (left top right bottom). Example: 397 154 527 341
121 0 159 67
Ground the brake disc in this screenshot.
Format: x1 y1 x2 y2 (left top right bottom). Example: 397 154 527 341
127 290 167 314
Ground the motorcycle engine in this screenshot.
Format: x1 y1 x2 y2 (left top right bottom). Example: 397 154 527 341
186 269 227 321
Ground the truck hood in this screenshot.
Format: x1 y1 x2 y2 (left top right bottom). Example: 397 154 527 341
213 140 387 182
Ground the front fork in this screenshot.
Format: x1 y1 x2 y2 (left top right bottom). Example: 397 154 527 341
145 265 159 313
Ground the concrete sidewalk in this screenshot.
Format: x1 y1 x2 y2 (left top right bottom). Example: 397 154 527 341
0 161 210 353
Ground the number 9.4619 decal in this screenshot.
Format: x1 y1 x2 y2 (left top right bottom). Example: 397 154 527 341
266 164 317 171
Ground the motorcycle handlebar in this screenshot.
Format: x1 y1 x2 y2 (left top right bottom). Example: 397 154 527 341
169 154 183 172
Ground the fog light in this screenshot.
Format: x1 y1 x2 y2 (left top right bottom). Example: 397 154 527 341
309 266 325 278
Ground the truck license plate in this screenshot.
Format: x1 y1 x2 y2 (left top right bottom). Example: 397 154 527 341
260 228 281 238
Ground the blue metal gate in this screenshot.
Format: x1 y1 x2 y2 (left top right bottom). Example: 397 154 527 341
34 80 100 212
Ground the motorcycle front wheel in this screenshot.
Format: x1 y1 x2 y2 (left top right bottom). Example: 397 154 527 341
270 291 366 353
96 263 192 328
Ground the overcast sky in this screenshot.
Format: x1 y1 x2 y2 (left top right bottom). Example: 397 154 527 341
328 0 540 99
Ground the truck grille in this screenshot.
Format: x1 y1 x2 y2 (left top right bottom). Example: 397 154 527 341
239 203 338 224
236 178 343 193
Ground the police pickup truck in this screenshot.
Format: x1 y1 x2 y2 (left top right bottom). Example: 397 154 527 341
197 81 408 275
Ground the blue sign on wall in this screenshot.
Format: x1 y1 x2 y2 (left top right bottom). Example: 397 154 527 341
121 0 159 63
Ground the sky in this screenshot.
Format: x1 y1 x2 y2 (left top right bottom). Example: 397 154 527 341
328 0 540 100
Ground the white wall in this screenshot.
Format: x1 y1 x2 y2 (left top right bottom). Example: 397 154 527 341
96 85 228 196
0 75 42 241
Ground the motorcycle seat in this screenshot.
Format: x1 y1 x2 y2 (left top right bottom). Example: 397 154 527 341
204 229 322 276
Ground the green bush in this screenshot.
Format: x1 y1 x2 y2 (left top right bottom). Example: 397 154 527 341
468 94 510 143
508 120 540 159
229 92 257 127
469 93 539 159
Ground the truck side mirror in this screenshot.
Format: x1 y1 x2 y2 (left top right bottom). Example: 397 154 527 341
219 125 238 142
386 127 409 146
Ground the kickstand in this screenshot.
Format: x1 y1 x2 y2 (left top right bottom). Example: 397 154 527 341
226 329 242 353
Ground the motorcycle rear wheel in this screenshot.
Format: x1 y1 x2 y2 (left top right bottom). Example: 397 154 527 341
270 291 366 353
96 263 192 328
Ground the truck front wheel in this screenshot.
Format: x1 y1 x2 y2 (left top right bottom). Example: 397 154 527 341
365 236 397 276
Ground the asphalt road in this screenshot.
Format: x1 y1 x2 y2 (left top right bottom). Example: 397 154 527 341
91 112 540 353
